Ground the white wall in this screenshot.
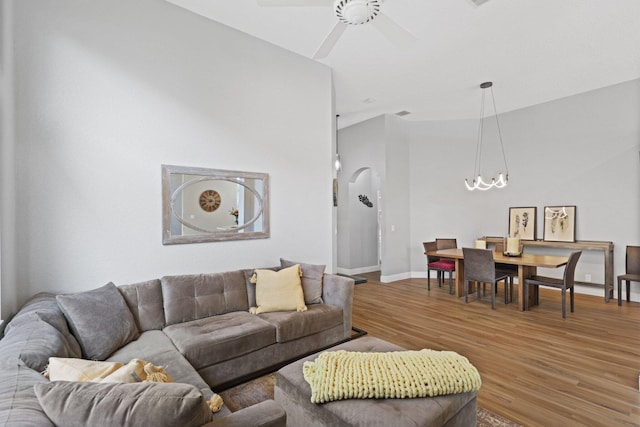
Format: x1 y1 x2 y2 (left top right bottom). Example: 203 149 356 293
0 0 17 321
336 114 411 280
381 115 411 281
347 168 379 270
338 79 639 300
409 79 640 300
337 116 385 273
2 0 335 315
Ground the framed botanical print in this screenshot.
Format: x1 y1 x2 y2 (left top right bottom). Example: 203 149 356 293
508 207 537 240
543 206 576 242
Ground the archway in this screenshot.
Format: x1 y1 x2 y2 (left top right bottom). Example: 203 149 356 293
344 167 381 273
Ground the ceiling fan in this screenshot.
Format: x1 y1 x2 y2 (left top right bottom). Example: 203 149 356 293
256 0 416 59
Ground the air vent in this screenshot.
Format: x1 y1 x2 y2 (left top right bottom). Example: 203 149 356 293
395 110 411 117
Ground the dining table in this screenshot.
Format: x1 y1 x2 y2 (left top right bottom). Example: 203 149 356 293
425 248 569 311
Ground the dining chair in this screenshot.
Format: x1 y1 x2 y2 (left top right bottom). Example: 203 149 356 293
524 251 582 318
492 241 517 303
436 238 457 251
435 237 457 269
462 247 511 309
423 241 455 294
617 245 640 306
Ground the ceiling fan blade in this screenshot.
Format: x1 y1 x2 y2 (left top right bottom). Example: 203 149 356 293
371 13 416 47
257 0 333 6
313 22 348 59
467 0 491 6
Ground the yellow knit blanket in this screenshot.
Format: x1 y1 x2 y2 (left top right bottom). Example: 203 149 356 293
302 349 482 403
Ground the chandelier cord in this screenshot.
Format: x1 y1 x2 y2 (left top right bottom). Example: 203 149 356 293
473 88 487 180
489 85 509 177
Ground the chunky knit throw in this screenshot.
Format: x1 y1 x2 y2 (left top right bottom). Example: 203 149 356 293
303 349 482 403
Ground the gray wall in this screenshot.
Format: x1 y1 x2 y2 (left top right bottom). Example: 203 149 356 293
1 0 335 317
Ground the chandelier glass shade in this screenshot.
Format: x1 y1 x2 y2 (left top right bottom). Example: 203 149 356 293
464 81 509 191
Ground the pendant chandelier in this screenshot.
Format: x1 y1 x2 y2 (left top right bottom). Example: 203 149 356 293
464 81 509 191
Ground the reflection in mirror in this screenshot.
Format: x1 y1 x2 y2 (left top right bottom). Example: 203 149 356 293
162 165 269 244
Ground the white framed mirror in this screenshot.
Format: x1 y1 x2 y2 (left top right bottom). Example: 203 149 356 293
162 165 270 244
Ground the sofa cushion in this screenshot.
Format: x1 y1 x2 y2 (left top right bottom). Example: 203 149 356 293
280 259 325 304
107 330 217 403
118 279 166 332
0 388 54 427
34 381 214 427
0 316 83 372
56 283 139 360
163 311 276 369
251 265 307 314
161 271 249 326
258 304 343 343
0 359 48 395
0 359 52 426
5 293 76 338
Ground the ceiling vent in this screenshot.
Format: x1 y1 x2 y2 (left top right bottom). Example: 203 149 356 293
395 110 411 117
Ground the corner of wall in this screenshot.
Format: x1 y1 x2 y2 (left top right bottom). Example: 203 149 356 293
0 0 18 319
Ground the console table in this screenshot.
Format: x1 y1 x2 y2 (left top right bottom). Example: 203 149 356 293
483 237 614 302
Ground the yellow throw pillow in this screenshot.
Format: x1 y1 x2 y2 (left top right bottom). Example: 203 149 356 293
250 264 307 314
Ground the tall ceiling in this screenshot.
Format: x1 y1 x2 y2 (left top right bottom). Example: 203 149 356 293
166 0 640 128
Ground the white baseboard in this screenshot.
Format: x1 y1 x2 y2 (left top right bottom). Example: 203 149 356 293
379 272 412 283
336 266 379 276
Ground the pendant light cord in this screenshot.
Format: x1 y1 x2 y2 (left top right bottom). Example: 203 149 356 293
489 85 509 177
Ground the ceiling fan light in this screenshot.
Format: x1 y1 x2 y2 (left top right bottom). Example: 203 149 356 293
334 0 381 25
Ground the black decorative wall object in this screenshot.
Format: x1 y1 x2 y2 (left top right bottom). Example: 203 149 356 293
358 194 373 208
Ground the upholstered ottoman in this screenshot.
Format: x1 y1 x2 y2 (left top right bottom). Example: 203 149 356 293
274 336 478 427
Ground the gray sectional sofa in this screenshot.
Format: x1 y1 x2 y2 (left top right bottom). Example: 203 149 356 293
0 266 355 427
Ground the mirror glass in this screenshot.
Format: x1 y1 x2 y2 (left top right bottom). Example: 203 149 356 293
162 165 270 244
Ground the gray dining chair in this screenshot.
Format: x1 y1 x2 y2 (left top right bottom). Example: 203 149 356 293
617 245 640 306
491 240 517 303
436 238 457 251
524 251 582 318
462 247 511 309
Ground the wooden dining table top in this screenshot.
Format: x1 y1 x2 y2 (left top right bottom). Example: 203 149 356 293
426 248 569 269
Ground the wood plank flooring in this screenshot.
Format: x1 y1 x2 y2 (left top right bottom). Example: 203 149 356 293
352 272 640 427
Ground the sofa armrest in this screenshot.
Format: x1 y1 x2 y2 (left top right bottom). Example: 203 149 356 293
321 274 355 338
202 400 286 427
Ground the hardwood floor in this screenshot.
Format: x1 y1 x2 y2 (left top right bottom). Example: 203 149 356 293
352 272 640 427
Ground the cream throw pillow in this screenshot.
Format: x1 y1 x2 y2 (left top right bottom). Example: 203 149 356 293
249 264 307 314
45 358 123 382
44 358 173 383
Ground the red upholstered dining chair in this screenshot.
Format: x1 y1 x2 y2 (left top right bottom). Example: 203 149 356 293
618 245 640 306
524 251 582 318
423 241 455 294
462 248 511 309
435 237 457 274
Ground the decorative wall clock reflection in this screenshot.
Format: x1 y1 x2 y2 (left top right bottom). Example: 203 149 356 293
199 190 221 212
